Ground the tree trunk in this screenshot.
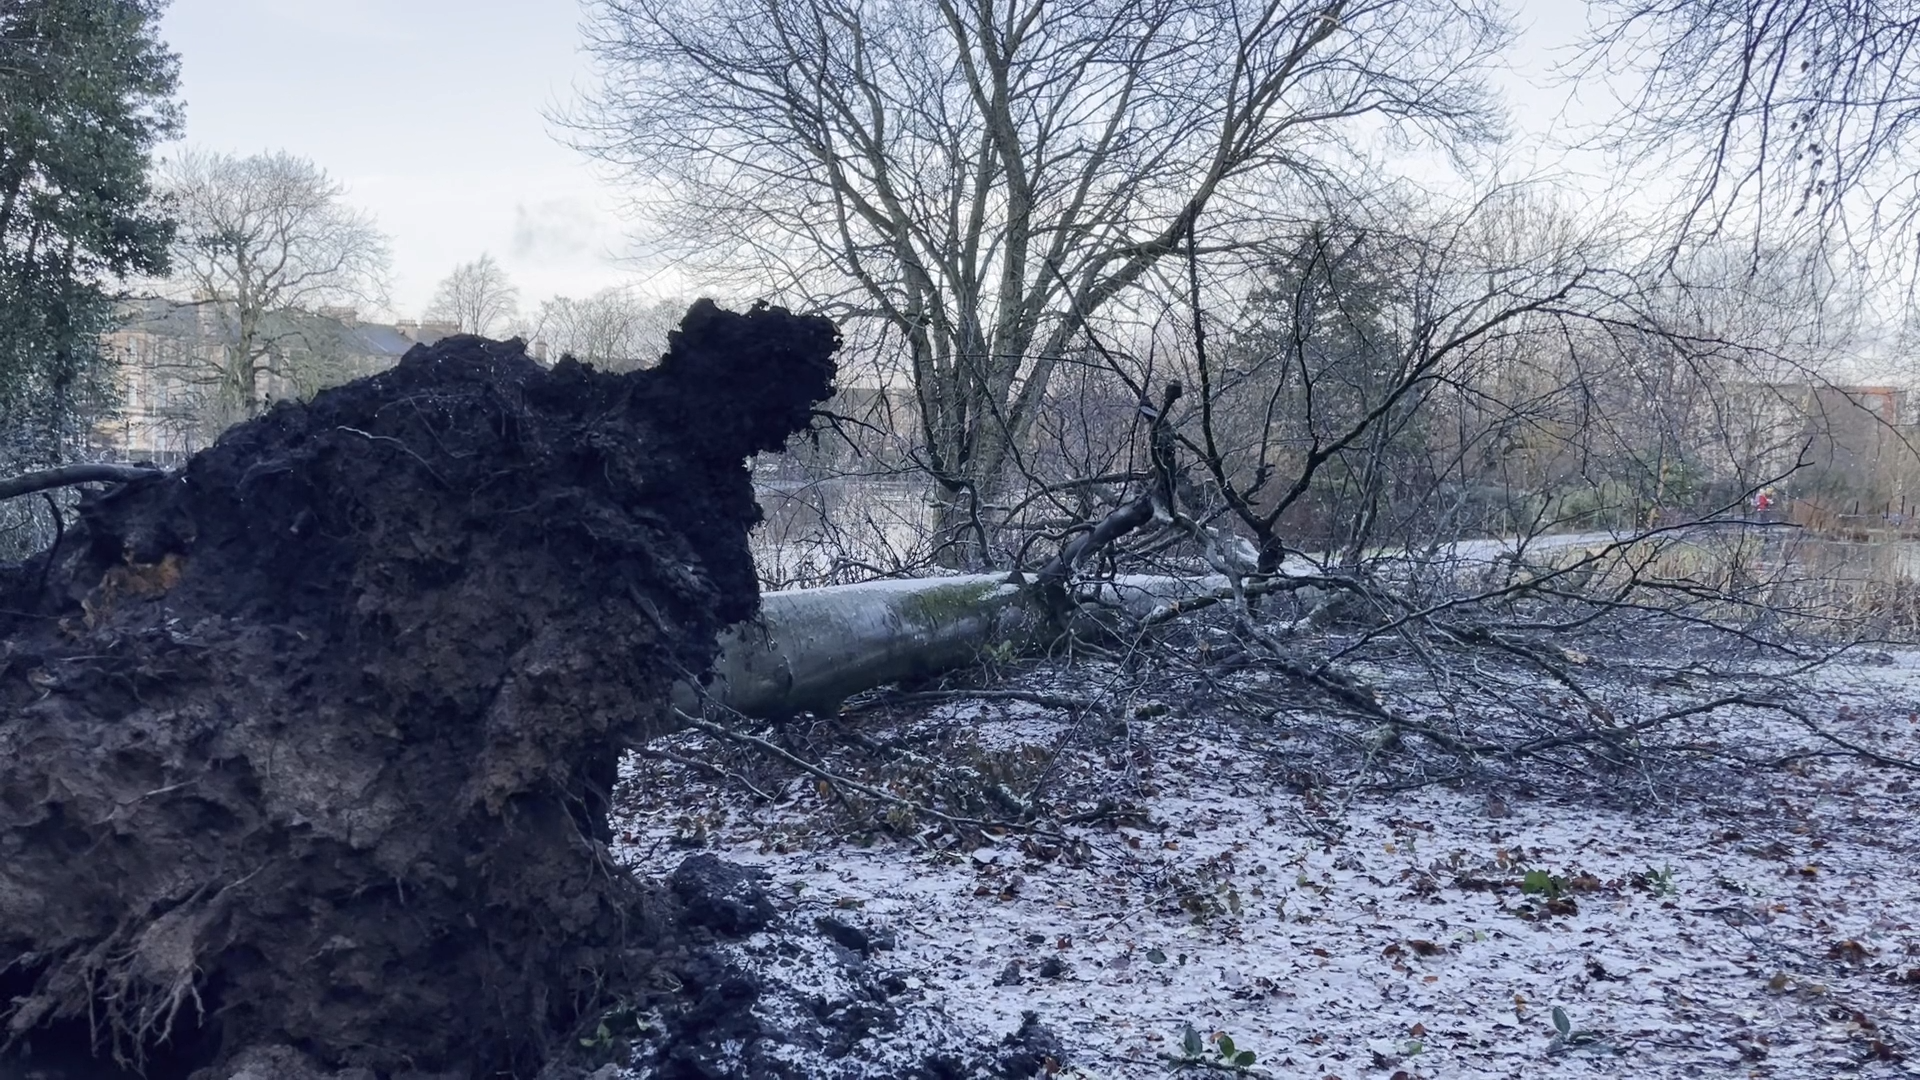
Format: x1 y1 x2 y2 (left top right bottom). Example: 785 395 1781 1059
682 569 1281 721
680 574 1038 718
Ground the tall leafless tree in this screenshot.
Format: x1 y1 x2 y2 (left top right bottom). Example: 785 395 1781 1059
571 0 1511 562
427 252 519 336
160 149 390 422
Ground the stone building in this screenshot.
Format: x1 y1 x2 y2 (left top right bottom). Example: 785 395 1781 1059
98 300 455 462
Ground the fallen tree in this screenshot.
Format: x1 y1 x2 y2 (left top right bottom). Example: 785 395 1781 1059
680 383 1192 721
682 570 1251 721
4 299 1905 1080
0 302 838 1079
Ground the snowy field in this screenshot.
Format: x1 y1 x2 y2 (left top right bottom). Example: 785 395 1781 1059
612 653 1920 1079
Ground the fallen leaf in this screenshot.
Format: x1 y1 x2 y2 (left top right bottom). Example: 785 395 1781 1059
1828 939 1872 964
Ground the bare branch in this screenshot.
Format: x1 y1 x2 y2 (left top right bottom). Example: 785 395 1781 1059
0 464 164 502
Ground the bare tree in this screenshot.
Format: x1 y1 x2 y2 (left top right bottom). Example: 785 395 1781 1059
1585 0 1920 274
527 287 682 369
427 253 519 336
160 149 390 422
1077 188 1614 575
572 0 1511 561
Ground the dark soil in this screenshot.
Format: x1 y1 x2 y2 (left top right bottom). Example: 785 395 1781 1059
0 301 838 1079
539 855 1069 1080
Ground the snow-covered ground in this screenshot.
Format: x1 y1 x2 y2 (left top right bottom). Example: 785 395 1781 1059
612 654 1920 1078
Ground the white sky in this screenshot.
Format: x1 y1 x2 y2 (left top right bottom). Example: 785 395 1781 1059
159 0 648 321
158 0 1609 323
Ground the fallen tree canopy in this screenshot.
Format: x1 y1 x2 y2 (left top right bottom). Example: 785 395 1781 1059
0 301 838 1078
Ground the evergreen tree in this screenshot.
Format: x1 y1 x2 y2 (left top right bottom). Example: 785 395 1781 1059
1216 222 1422 558
0 0 180 473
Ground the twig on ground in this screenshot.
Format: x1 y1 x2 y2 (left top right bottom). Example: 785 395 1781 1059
1778 702 1920 772
674 708 1061 837
639 746 777 802
862 687 1105 714
835 727 1036 819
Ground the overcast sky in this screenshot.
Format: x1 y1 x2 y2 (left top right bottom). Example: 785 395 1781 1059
158 0 1605 323
159 0 643 321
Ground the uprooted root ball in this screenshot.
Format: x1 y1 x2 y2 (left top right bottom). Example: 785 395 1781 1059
0 300 838 1078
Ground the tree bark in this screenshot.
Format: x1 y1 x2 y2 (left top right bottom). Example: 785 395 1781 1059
683 566 1280 721
679 573 1039 718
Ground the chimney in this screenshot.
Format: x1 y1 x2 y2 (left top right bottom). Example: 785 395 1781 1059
319 305 359 328
531 340 550 363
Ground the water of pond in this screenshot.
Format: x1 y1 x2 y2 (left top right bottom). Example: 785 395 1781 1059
748 479 1920 605
751 479 935 587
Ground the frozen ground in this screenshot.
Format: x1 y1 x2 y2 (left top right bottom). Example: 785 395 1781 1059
610 653 1920 1079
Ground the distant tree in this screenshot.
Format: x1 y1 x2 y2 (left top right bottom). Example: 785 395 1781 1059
427 253 519 336
528 287 682 370
1214 219 1414 560
1159 186 1635 572
160 149 390 423
0 0 179 472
